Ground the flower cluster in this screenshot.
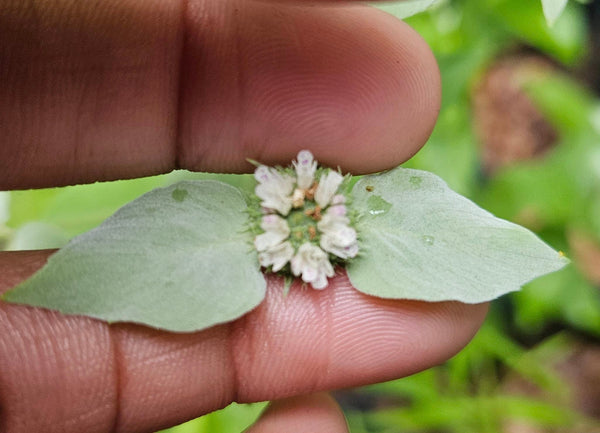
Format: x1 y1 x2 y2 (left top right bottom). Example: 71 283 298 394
253 150 358 289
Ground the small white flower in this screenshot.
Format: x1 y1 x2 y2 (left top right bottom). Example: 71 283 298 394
318 206 359 259
254 215 290 252
291 243 335 289
315 171 344 208
320 227 359 259
254 166 295 215
330 194 346 206
293 150 317 189
258 241 294 272
318 207 350 229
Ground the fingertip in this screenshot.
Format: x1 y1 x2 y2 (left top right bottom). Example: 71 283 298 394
0 252 486 433
231 273 487 402
246 393 349 433
179 1 440 174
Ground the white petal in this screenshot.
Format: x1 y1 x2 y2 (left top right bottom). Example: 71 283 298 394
293 150 317 189
318 212 350 233
315 171 344 207
291 243 334 289
320 224 358 259
302 266 318 283
343 243 359 258
256 184 293 215
261 214 290 236
254 165 272 183
321 234 358 259
290 253 303 277
331 194 346 205
255 215 290 252
311 273 329 290
254 166 295 215
255 231 286 252
321 258 335 278
259 241 294 271
297 150 314 165
327 204 347 218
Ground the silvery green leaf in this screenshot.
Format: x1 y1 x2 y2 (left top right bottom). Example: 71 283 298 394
347 168 568 303
374 0 437 20
3 181 266 332
542 0 569 26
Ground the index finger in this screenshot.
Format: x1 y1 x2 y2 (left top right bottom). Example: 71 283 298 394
0 0 440 189
0 250 486 433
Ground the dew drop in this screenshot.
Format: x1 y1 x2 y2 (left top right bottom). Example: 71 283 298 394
421 235 435 246
367 195 392 216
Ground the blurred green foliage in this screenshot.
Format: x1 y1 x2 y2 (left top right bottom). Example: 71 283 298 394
350 0 600 431
155 403 267 433
1 0 599 432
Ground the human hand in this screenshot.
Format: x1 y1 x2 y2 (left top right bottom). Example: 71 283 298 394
0 1 488 432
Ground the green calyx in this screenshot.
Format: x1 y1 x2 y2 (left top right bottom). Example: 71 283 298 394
287 203 322 249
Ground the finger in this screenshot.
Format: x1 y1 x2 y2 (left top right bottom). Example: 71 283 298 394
1 0 440 189
0 251 485 433
178 1 440 175
245 393 349 433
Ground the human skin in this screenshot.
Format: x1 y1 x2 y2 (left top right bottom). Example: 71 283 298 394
0 1 488 432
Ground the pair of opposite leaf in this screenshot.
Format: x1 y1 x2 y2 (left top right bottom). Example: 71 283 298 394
2 151 568 332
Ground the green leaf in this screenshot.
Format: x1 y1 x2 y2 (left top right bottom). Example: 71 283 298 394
374 0 437 20
541 0 569 26
3 181 266 332
523 73 597 135
347 168 568 302
490 0 586 65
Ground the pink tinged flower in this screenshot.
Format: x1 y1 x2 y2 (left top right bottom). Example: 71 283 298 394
293 150 317 189
318 209 350 231
330 194 346 206
320 226 359 259
315 171 344 208
318 207 359 259
254 215 290 252
254 165 295 215
291 243 335 289
327 204 347 218
258 241 294 272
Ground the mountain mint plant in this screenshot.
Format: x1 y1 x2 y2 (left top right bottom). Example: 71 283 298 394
2 151 569 332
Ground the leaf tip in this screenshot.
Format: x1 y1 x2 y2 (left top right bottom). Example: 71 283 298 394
541 0 569 27
0 286 18 302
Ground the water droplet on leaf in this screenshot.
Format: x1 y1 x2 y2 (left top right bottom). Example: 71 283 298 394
367 195 392 216
422 235 435 246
